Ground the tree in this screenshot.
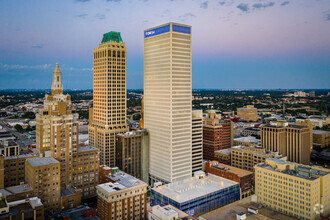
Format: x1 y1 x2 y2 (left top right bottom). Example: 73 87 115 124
14 124 23 132
26 125 33 132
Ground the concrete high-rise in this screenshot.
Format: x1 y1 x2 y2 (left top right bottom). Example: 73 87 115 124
144 23 192 183
36 63 79 190
88 32 129 166
261 122 311 164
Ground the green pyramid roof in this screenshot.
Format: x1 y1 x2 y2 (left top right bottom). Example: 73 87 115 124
101 31 123 43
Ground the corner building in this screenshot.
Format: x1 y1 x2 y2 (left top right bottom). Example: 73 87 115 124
144 23 192 183
89 32 129 166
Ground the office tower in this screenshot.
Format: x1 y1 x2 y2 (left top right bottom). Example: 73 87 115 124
192 109 203 173
231 145 282 171
237 105 258 122
203 111 233 161
115 129 149 183
214 148 231 165
144 23 192 183
313 130 330 148
140 98 144 129
206 161 253 198
96 170 148 220
36 63 79 190
255 158 330 219
4 154 38 187
25 157 61 211
88 31 129 167
0 140 19 157
261 123 311 164
151 171 240 216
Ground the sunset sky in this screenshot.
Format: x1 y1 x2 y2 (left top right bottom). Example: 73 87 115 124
0 0 329 89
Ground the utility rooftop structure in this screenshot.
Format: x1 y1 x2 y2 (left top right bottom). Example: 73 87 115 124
151 171 240 216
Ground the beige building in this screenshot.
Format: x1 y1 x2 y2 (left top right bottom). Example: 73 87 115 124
115 130 149 183
237 105 258 122
261 123 311 164
313 130 330 148
25 157 61 211
36 63 79 190
0 155 3 189
192 109 203 173
144 23 192 183
0 140 19 157
4 154 38 187
96 170 148 220
231 145 282 171
255 158 330 219
88 31 129 167
72 146 99 199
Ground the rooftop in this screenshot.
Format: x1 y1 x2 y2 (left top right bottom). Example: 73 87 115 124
61 188 81 197
234 136 260 143
313 130 329 135
26 157 59 167
108 171 147 188
78 146 98 153
0 140 17 148
4 153 37 160
209 162 253 177
215 148 231 154
152 173 239 203
101 31 123 43
6 184 32 195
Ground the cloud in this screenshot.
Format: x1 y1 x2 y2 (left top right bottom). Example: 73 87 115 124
106 0 121 2
76 13 88 18
31 44 44 49
200 1 208 9
75 0 90 2
219 1 225 6
0 63 52 72
175 12 197 22
252 2 275 9
280 1 290 6
326 12 330 21
237 3 249 12
95 14 106 20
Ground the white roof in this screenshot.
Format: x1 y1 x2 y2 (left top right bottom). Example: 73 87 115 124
26 157 59 167
152 174 238 203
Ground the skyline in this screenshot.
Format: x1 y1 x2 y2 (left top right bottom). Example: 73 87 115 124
1 0 330 90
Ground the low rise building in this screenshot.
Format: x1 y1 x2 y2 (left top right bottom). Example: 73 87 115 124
151 171 240 216
0 184 33 202
231 145 283 171
0 196 44 220
255 158 330 219
206 161 253 198
148 205 198 220
214 148 231 165
99 165 119 184
241 127 261 137
60 188 82 210
25 157 61 212
233 136 261 147
4 154 38 187
0 140 19 157
96 170 148 220
313 130 330 148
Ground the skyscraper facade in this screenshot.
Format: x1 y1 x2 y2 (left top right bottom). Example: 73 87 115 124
192 109 203 173
144 23 192 183
36 63 79 190
88 32 129 166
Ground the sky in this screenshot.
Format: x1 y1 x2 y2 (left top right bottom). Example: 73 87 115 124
0 0 329 90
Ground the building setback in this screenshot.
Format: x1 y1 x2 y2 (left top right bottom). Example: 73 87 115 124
88 31 129 167
151 171 240 216
255 158 330 219
203 111 233 161
144 22 192 184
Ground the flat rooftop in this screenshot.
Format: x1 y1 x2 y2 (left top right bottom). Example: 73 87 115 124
26 157 59 167
234 136 260 143
6 184 32 194
313 130 329 135
5 153 37 160
215 148 231 154
210 163 253 177
61 187 80 197
152 174 239 203
78 146 98 153
108 171 147 188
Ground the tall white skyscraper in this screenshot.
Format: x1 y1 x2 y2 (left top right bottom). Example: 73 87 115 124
144 23 192 183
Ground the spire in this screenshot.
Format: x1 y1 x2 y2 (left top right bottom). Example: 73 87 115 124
51 63 63 95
